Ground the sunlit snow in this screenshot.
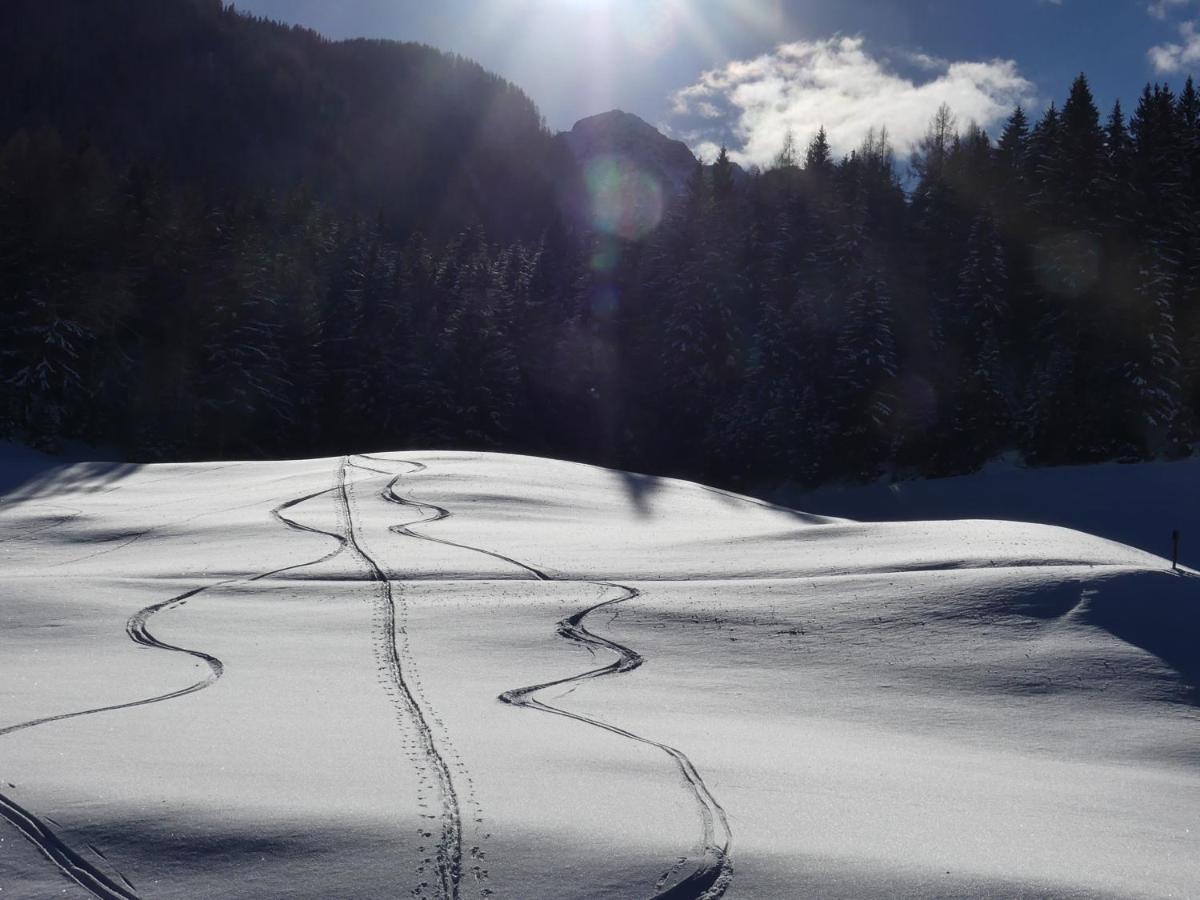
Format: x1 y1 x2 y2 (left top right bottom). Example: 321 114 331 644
2 448 1197 898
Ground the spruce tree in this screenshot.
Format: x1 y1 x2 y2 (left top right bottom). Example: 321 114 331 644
939 211 1011 472
995 106 1030 177
1058 74 1107 223
804 127 833 174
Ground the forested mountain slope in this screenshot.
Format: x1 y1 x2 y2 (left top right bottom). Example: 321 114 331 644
0 0 561 241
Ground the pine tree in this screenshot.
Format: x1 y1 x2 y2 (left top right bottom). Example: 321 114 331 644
1058 74 1107 223
0 294 92 448
194 204 292 456
804 127 833 174
938 211 1011 472
832 270 897 479
1122 249 1181 452
995 106 1030 177
821 176 898 479
1104 100 1133 214
1173 78 1200 439
711 145 735 205
1028 102 1062 204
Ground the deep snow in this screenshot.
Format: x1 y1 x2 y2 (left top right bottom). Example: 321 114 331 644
1 450 1197 898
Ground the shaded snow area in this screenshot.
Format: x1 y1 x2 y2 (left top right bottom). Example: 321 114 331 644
784 455 1200 571
1 450 1198 899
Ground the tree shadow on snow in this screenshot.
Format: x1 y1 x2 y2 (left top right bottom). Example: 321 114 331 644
611 467 834 523
0 457 139 508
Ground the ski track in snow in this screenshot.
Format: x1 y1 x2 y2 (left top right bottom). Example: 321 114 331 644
0 471 355 899
339 456 467 900
360 453 734 900
0 792 139 900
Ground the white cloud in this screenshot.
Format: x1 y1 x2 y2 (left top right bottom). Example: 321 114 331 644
1148 0 1190 20
907 51 948 71
1149 20 1200 71
669 36 1037 169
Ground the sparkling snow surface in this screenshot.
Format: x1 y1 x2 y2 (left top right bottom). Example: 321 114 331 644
1 450 1197 899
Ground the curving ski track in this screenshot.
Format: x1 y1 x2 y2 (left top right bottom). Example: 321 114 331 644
498 582 733 900
361 453 733 900
0 476 351 899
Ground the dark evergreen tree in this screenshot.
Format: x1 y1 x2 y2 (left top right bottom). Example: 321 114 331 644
938 211 1011 471
804 127 833 174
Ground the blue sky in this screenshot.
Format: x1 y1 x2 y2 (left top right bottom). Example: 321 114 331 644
235 1 1200 165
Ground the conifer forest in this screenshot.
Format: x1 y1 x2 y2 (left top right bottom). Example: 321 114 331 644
4 1 1200 491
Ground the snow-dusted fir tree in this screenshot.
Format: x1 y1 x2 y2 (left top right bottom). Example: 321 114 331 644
660 149 745 469
1 294 92 448
995 106 1030 183
1122 84 1185 451
830 184 897 479
939 211 1011 471
833 271 898 479
429 230 522 448
1173 78 1200 439
195 209 292 455
1024 78 1116 460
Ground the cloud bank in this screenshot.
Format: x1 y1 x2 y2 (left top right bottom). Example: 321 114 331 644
669 36 1037 168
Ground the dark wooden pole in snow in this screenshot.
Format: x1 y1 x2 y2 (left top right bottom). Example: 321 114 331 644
1172 529 1180 571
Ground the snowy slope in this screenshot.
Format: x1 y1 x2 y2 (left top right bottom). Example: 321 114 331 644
1 450 1197 899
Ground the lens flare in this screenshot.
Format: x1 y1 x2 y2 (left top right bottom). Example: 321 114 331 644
590 238 621 273
584 155 665 240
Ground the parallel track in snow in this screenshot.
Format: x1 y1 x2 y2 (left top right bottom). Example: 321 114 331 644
339 457 465 900
0 475 350 899
498 579 733 900
362 453 733 900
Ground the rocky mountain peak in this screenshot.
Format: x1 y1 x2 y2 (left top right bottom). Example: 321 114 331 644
560 109 699 196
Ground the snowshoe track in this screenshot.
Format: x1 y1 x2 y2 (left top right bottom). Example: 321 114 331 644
341 457 466 900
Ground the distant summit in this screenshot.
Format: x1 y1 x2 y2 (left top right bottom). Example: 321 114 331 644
560 110 699 197
554 110 701 238
0 0 560 242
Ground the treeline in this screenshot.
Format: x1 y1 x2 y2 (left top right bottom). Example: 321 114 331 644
698 73 1200 485
2 14 1200 489
615 73 1200 485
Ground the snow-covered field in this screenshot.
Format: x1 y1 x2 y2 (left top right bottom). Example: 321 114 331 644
1 449 1197 899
